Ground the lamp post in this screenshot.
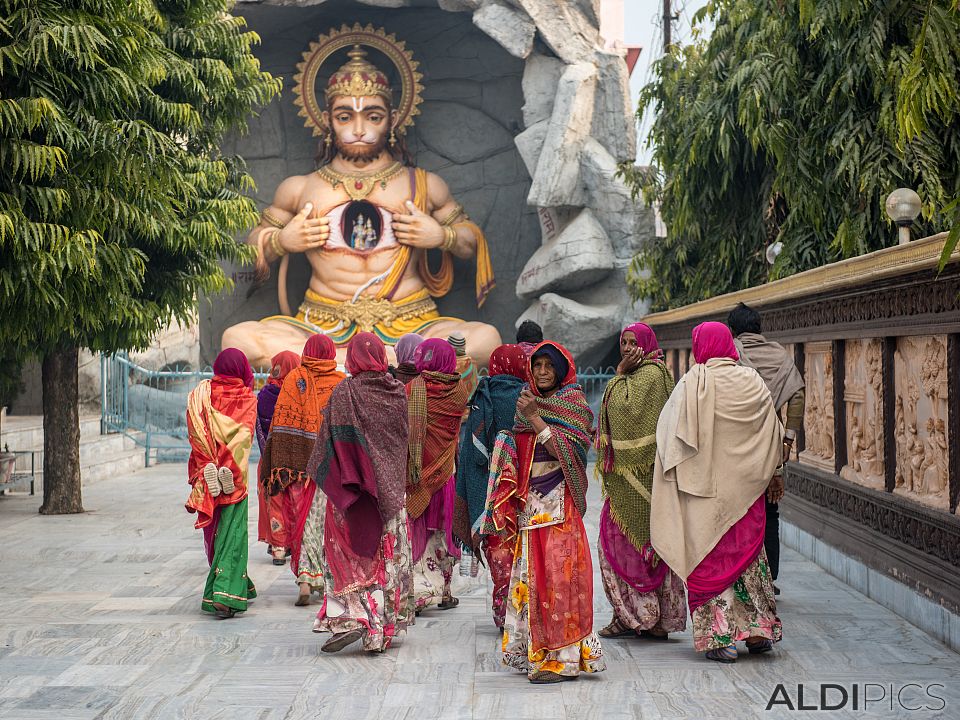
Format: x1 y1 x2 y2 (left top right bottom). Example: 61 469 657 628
885 188 922 245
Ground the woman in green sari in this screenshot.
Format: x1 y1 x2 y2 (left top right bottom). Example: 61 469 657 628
595 323 687 639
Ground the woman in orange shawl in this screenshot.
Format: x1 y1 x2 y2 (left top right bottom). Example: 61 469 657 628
256 350 300 565
483 342 605 683
259 334 346 605
406 338 472 612
186 348 258 618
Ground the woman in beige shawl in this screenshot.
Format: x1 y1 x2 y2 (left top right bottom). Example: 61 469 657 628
651 322 784 663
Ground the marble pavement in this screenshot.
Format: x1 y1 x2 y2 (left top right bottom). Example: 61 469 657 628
1 463 958 719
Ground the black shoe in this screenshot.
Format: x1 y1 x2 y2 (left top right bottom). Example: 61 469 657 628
773 584 781 596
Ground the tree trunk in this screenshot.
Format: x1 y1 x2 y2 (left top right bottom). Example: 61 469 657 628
39 345 83 514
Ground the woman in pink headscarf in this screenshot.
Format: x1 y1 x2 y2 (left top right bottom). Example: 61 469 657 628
405 337 472 612
651 322 784 663
595 323 687 640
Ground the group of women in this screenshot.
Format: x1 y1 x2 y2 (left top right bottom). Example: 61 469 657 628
184 318 785 680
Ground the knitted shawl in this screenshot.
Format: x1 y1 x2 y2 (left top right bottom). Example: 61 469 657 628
406 370 470 518
259 358 345 495
480 383 593 546
595 359 675 550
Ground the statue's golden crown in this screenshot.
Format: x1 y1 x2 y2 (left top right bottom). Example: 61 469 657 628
325 45 393 104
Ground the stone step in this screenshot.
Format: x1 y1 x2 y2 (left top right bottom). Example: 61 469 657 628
1 415 102 452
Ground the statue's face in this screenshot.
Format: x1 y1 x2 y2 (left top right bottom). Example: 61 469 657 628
324 95 395 162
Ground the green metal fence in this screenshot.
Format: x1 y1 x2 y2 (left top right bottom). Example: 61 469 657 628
101 353 615 465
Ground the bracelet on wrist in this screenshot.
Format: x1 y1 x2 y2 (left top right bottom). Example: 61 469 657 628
441 225 457 251
269 229 287 258
536 427 553 445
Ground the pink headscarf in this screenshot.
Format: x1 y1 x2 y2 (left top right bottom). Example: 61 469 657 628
213 348 254 389
692 321 739 364
621 322 663 360
415 338 456 374
345 332 389 375
303 333 337 360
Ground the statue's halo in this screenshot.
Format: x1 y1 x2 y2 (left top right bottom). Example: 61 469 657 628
293 23 424 138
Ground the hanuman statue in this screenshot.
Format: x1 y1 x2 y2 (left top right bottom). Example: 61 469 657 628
222 29 501 368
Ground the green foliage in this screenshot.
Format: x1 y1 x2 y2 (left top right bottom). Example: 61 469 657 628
624 0 960 311
0 0 281 359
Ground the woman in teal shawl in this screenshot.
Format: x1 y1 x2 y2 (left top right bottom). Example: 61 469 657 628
453 343 528 629
595 323 687 639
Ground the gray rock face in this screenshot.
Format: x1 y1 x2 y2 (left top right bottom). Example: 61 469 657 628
591 50 637 163
517 292 623 365
511 0 599 64
516 209 615 298
580 138 655 259
521 52 565 126
526 62 596 207
473 1 535 59
513 119 548 178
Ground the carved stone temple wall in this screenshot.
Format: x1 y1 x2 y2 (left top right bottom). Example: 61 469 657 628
642 232 960 645
200 0 654 366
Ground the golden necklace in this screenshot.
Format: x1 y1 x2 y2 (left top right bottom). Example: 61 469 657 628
316 161 405 201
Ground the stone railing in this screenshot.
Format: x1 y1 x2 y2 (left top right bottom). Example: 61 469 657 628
643 232 960 614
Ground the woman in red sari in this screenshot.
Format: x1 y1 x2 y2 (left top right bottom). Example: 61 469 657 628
307 333 414 653
406 338 472 611
186 348 258 618
485 342 605 683
260 334 346 605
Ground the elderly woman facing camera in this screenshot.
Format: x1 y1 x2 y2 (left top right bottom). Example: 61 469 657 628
482 342 605 684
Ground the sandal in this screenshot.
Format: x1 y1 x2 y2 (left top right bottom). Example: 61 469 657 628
272 547 287 566
529 670 564 684
437 596 459 610
599 619 635 638
705 645 738 663
218 466 235 495
295 583 311 607
212 602 236 619
321 628 363 653
203 463 221 498
747 638 773 655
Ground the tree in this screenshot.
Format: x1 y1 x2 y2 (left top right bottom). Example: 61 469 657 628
0 0 280 513
624 0 960 311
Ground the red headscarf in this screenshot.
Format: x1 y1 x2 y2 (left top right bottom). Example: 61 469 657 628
415 338 456 374
346 332 388 374
692 321 740 364
303 333 336 360
529 341 577 397
621 322 663 360
213 348 253 389
268 350 300 388
488 344 528 380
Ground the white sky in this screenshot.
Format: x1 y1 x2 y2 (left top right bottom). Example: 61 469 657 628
622 0 709 163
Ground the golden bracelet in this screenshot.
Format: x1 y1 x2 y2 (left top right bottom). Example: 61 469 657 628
262 209 287 229
439 203 466 227
441 225 457 252
269 229 287 258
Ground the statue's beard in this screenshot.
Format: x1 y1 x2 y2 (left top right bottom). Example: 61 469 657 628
336 134 389 165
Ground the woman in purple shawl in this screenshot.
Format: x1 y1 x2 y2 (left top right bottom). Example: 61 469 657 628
306 333 414 653
255 351 300 564
391 333 425 385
